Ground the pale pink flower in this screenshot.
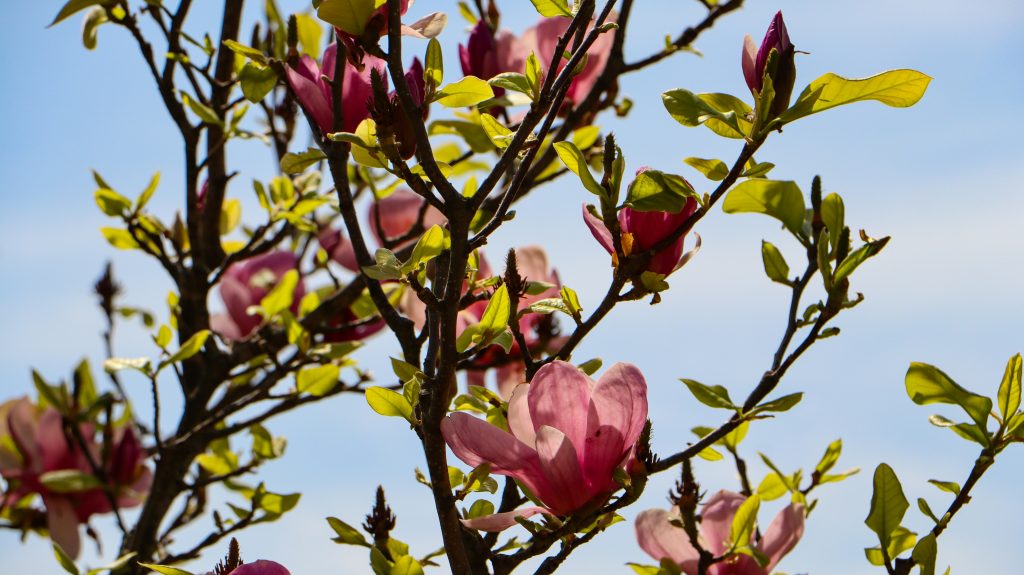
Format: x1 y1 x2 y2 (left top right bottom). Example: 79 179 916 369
521 14 616 105
211 251 306 341
442 360 648 531
635 490 804 575
0 398 151 558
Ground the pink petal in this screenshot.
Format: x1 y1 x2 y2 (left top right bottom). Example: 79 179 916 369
534 425 588 514
321 43 338 82
220 276 260 339
590 362 648 448
528 361 593 451
495 363 526 400
45 495 81 559
507 384 535 448
210 313 244 342
37 409 73 473
582 204 614 255
495 30 528 77
461 506 552 532
4 398 39 470
230 560 292 575
742 34 759 93
285 56 334 135
698 490 747 556
759 503 805 572
441 413 548 499
567 13 616 102
634 508 700 574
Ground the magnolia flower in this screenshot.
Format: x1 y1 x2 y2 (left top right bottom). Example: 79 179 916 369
442 360 648 531
459 20 527 84
464 246 566 396
285 43 385 136
229 560 292 575
742 11 796 117
522 14 615 105
211 251 306 341
583 198 699 276
319 189 446 273
0 398 151 558
635 491 805 575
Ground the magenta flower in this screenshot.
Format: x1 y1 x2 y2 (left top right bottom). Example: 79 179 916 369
442 360 648 531
211 251 306 341
285 43 386 136
635 491 805 575
583 198 699 276
522 14 615 105
742 11 796 117
459 20 527 84
0 398 152 558
229 560 292 575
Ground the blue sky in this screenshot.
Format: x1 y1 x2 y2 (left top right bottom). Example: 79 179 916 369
2 0 1023 573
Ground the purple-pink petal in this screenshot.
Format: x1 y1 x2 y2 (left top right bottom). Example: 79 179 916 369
230 560 292 575
760 503 805 572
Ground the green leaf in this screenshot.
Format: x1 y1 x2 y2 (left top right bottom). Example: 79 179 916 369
316 0 383 36
865 463 909 548
761 241 790 285
163 329 210 366
625 170 697 213
51 0 108 26
366 387 415 423
39 470 102 494
363 248 404 281
52 543 79 575
94 188 132 217
101 227 139 250
560 286 583 321
327 516 370 546
239 62 278 103
729 494 760 551
480 114 514 149
138 564 194 575
997 353 1022 420
297 364 341 396
222 39 268 65
820 193 845 254
780 69 932 124
280 147 327 174
814 439 843 476
528 0 571 17
912 534 938 575
434 76 495 107
680 379 736 410
402 224 450 274
906 362 993 431
722 180 806 236
182 93 222 126
661 89 748 139
391 556 425 575
525 52 543 100
927 479 961 496
424 38 443 93
553 141 605 197
833 236 891 285
684 157 729 181
103 357 152 374
753 392 803 413
84 552 137 575
294 13 324 58
456 284 512 353
756 473 788 501
489 73 533 96
917 497 940 524
577 358 603 377
136 172 160 210
370 546 392 575
865 526 917 566
261 270 300 318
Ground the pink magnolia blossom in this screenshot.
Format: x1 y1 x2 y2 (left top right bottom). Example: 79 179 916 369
0 398 151 558
742 11 796 117
285 43 385 136
583 197 699 276
229 560 292 575
319 189 446 273
211 251 306 341
635 491 805 575
459 20 527 86
442 360 648 531
522 14 615 105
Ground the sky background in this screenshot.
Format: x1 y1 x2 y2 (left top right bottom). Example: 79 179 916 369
2 0 1023 573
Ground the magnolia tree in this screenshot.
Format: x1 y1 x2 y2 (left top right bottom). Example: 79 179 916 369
4 1 1019 574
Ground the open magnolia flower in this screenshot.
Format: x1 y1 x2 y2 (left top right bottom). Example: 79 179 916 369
635 491 804 575
522 13 616 106
285 43 384 136
441 360 648 531
211 251 307 341
0 398 151 558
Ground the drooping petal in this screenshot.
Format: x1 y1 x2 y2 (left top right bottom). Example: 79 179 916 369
534 425 588 514
527 361 593 451
441 413 548 499
582 204 614 255
461 506 552 532
698 490 747 556
742 34 759 93
634 508 700 575
230 560 292 575
44 496 81 559
507 384 536 448
759 503 805 572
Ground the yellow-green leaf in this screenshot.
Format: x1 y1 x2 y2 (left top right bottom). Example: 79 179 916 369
316 0 384 36
297 364 341 396
434 76 495 107
366 386 415 422
781 69 931 124
553 141 605 197
722 180 806 236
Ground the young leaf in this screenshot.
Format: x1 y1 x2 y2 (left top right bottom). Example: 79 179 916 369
905 362 993 431
553 141 606 198
684 157 729 181
260 270 300 318
912 534 938 575
820 193 845 253
51 0 106 27
528 0 571 17
625 170 697 213
137 564 195 575
316 0 381 36
781 69 931 124
761 241 791 285
366 386 415 423
814 439 843 476
163 329 210 366
865 463 909 548
424 38 443 93
401 225 449 274
680 379 736 410
297 364 341 396
997 353 1022 420
722 180 806 236
433 76 495 107
327 516 370 546
729 495 760 551
833 236 890 284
